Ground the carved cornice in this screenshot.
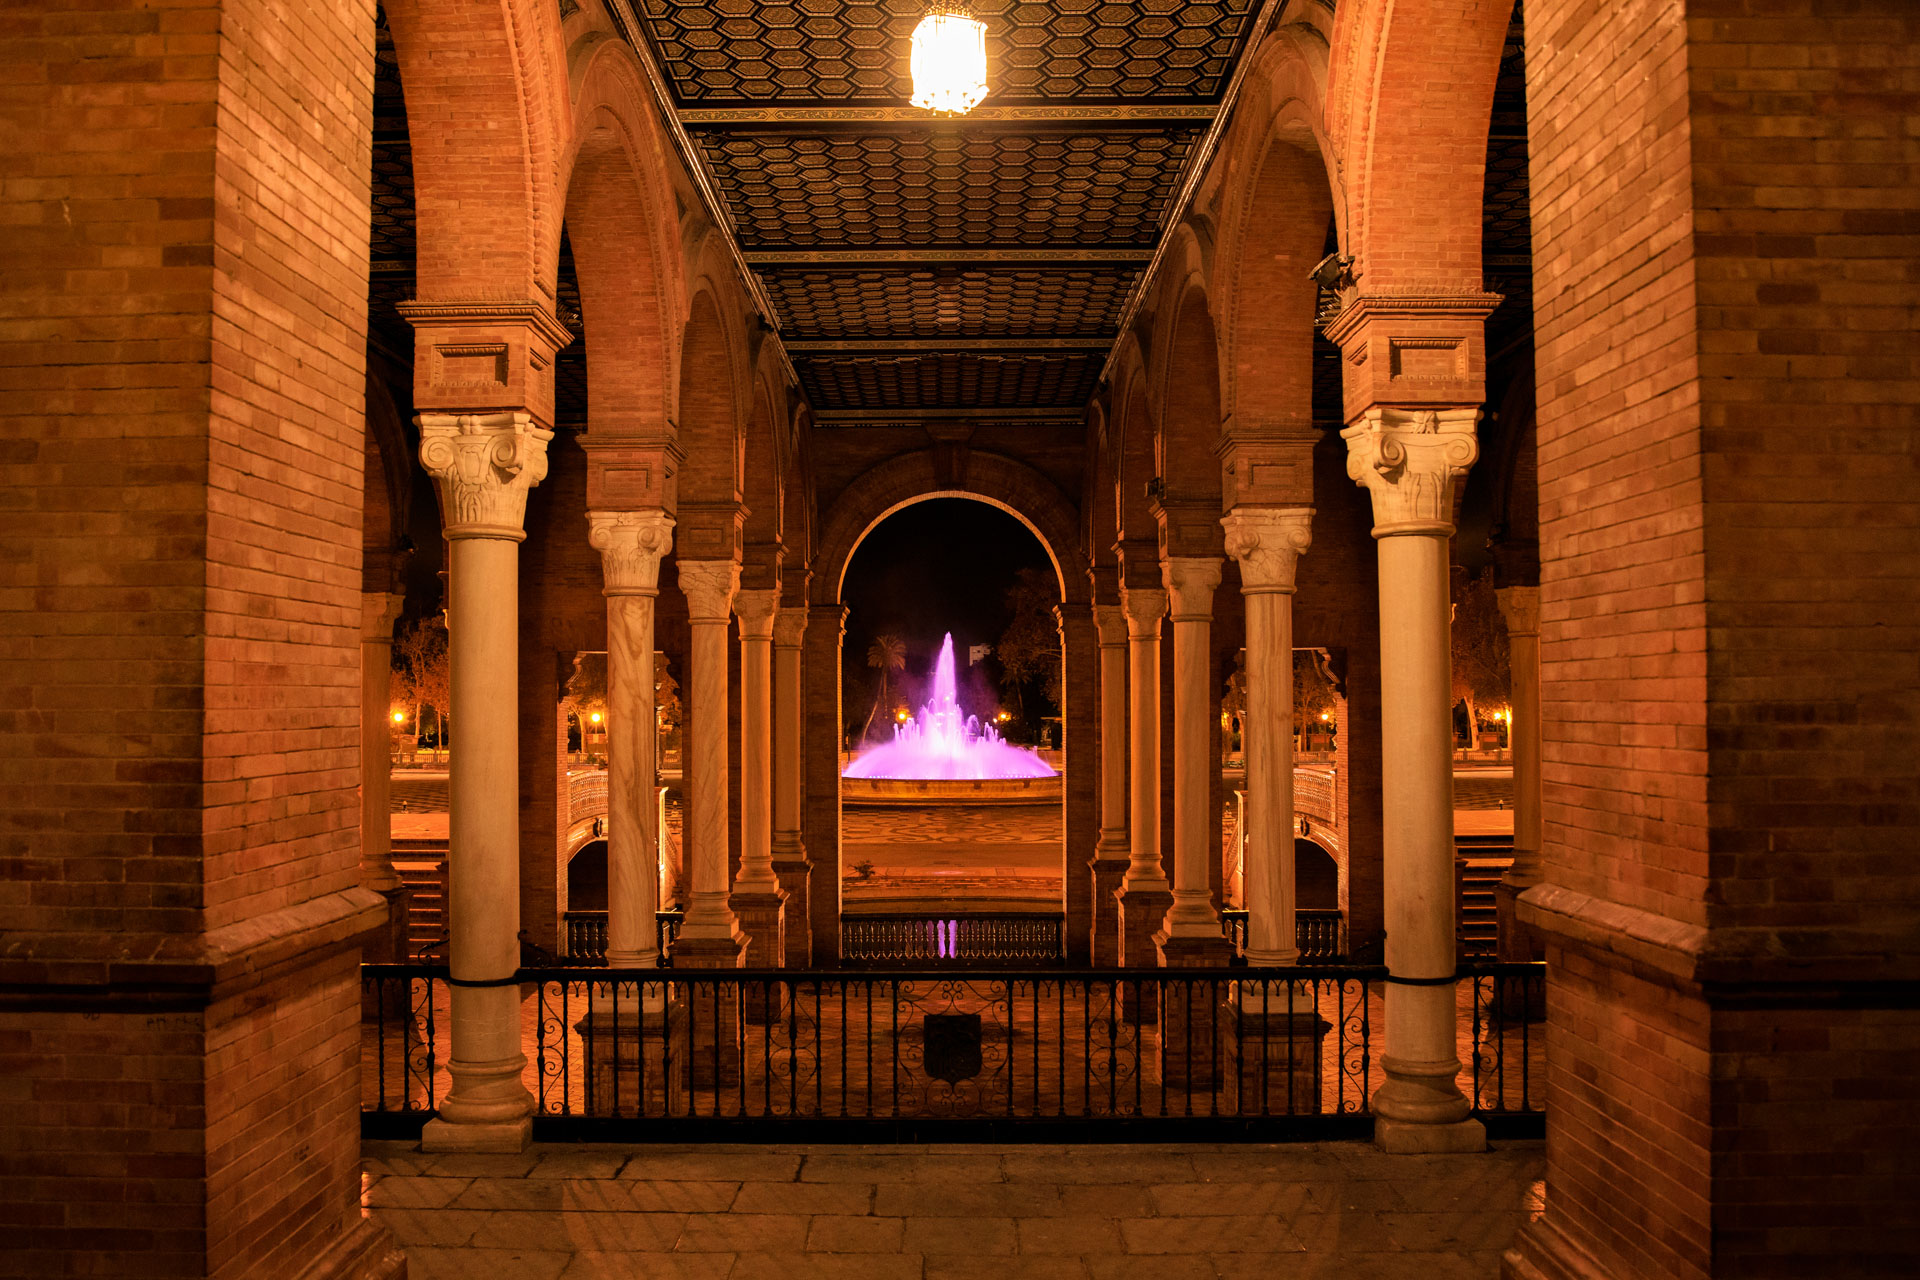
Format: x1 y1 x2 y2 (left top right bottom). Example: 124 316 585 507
1320 292 1504 349
417 413 553 540
586 509 674 596
360 592 405 643
1119 587 1167 635
1221 508 1314 594
398 299 575 353
734 588 779 640
1497 585 1541 637
1341 407 1480 537
677 559 740 623
771 609 810 649
1161 557 1223 620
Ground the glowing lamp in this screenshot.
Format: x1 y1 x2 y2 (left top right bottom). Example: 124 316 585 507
910 3 987 116
1320 712 1331 722
391 710 406 724
589 712 602 724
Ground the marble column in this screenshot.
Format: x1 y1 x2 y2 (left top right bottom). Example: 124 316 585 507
1117 587 1172 1004
673 559 746 966
417 411 550 1153
1495 585 1543 963
1221 509 1315 969
1090 604 1131 966
730 589 783 969
586 509 673 968
1155 557 1232 964
1344 407 1485 1154
770 609 810 966
802 605 847 966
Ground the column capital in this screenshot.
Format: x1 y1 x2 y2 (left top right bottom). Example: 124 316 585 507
418 412 553 540
1092 605 1128 649
1221 508 1314 594
1496 584 1541 637
1119 586 1167 634
1341 407 1480 537
586 509 674 596
1161 556 1222 620
772 608 809 649
734 588 780 640
678 559 740 622
361 591 405 641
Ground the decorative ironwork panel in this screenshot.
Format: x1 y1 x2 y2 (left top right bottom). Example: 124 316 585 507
694 128 1197 249
636 0 1259 104
763 265 1139 339
797 351 1102 410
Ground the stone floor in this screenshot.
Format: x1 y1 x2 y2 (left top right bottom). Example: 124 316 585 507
363 1139 1543 1279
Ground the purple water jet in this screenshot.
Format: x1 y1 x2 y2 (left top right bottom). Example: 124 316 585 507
842 633 1057 781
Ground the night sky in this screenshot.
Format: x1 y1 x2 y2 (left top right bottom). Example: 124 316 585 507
840 498 1057 730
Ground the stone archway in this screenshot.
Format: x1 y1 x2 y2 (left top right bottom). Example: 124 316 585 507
802 451 1099 965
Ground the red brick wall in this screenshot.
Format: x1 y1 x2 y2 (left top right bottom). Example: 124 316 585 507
0 2 392 1275
1517 0 1920 1276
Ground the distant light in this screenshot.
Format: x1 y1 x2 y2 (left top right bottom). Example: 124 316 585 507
391 710 406 723
911 4 988 116
1320 713 1331 722
589 712 602 724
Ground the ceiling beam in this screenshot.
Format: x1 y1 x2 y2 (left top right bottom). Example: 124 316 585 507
786 336 1113 353
810 407 1086 425
745 248 1153 267
677 104 1219 127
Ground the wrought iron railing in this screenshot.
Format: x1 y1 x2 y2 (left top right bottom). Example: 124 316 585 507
841 914 1065 967
360 961 1545 1139
561 910 682 965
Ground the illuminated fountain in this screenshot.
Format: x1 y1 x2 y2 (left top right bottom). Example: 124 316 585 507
843 633 1055 782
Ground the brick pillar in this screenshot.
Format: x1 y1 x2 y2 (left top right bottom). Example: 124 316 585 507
801 605 847 966
730 589 785 1012
1117 585 1171 1020
1056 602 1100 965
0 3 404 1269
1506 3 1920 1276
1492 585 1541 966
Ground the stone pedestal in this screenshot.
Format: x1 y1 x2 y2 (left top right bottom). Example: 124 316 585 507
576 998 681 1117
1091 603 1131 966
730 587 785 996
771 609 811 966
1235 1002 1332 1116
1118 586 1170 1022
1157 966 1231 1091
678 978 745 1091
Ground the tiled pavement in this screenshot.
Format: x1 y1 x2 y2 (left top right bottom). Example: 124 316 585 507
363 1139 1543 1279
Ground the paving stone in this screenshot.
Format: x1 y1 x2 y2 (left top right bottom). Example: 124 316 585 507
559 1253 732 1280
1290 1208 1403 1253
1145 1179 1311 1217
806 1214 908 1252
1119 1213 1305 1254
732 1180 874 1215
902 1215 1018 1255
530 1148 631 1179
1306 1176 1411 1212
363 1175 473 1209
621 1152 802 1183
1014 1214 1125 1254
675 1212 810 1253
1083 1255 1220 1280
421 1151 545 1179
925 1257 1083 1280
376 1207 491 1246
399 1246 571 1280
1050 1184 1156 1218
872 1181 1057 1218
802 1152 1004 1183
1002 1152 1198 1183
1378 1210 1522 1252
468 1209 687 1253
728 1253 925 1280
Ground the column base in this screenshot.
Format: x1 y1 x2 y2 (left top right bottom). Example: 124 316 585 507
670 933 748 967
420 1114 532 1154
290 1217 407 1280
1503 1215 1613 1280
730 888 785 966
1118 884 1171 1024
575 1008 681 1116
772 853 811 967
1156 930 1234 967
1373 1115 1486 1154
1235 1009 1331 1116
1090 848 1128 967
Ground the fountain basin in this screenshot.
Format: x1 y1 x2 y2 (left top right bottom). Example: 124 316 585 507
842 773 1062 806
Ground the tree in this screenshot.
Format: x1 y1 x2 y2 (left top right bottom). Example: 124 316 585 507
1294 650 1339 740
861 633 906 742
996 567 1061 730
562 652 608 758
392 615 450 748
1451 570 1511 747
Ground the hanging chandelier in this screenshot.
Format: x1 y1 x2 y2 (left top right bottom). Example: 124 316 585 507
910 2 988 116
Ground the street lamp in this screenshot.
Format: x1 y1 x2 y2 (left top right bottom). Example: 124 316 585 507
910 2 988 116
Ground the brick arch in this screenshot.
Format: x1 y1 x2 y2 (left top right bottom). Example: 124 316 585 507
741 375 785 572
385 0 568 302
362 373 413 594
1151 277 1227 555
1326 0 1510 291
1108 336 1158 552
561 37 685 436
676 285 745 520
811 451 1089 609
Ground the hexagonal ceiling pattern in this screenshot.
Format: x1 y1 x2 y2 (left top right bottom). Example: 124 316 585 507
625 0 1264 421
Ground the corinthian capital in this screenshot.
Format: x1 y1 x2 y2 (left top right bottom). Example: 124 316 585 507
1221 508 1314 593
418 412 553 540
586 509 674 596
1092 605 1128 649
1497 585 1541 637
1119 587 1167 637
1340 407 1480 536
678 559 739 623
771 606 809 649
1161 557 1223 621
734 588 779 640
361 592 405 643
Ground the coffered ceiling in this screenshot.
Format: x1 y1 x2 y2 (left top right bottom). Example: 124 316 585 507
609 0 1264 426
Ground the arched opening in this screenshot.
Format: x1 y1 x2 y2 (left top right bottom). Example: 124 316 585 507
836 498 1067 963
1295 838 1339 911
567 840 609 912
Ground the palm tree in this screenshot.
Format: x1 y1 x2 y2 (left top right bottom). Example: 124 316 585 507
861 633 907 743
